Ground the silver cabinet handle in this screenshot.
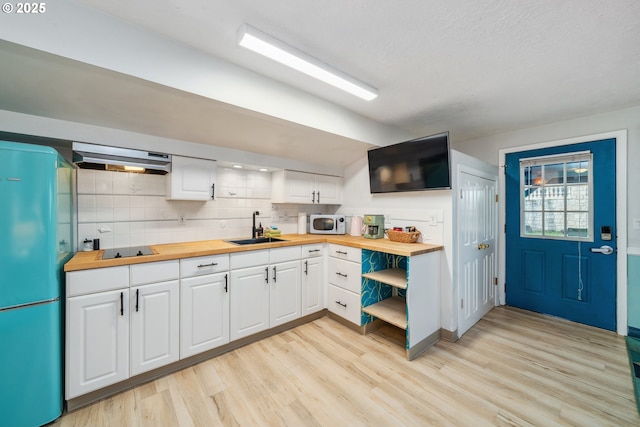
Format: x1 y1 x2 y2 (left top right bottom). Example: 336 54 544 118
273 266 277 282
336 272 347 278
312 191 316 203
336 250 348 255
197 262 218 268
590 245 614 255
335 300 347 307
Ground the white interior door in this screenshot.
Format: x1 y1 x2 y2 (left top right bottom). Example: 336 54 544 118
457 170 498 337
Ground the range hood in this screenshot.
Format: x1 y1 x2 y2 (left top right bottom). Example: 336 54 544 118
72 142 172 174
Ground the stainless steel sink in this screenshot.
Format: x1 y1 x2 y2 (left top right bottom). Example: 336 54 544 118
227 237 286 245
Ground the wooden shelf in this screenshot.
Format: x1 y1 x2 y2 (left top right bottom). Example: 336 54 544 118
361 296 407 330
362 268 407 289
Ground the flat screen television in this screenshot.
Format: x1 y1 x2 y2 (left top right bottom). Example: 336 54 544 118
367 131 451 193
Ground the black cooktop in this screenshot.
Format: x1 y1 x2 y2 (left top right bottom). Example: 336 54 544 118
102 246 154 259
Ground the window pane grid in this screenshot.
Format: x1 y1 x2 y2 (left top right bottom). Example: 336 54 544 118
520 155 592 241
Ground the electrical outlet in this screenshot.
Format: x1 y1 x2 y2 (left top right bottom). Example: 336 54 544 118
179 215 186 225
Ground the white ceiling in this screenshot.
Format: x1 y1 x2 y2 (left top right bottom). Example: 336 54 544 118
1 0 640 169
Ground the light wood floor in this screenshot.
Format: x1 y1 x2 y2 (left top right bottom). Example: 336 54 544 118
58 307 639 426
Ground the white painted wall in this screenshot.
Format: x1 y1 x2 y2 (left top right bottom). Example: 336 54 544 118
454 104 640 248
338 150 497 335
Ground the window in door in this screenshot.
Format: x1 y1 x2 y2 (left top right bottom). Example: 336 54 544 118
520 151 592 241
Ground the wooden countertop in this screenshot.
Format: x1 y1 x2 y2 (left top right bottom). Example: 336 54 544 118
64 234 443 272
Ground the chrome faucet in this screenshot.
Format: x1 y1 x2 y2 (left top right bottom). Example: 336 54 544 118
252 211 260 238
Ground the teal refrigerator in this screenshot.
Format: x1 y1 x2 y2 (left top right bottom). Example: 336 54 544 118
0 141 74 426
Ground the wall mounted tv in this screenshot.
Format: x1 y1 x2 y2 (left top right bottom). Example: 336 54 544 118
367 131 451 193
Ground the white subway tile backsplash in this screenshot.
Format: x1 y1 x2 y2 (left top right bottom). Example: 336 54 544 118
94 171 113 194
76 170 95 194
76 169 320 249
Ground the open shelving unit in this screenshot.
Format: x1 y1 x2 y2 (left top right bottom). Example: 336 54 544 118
361 268 407 289
361 267 407 329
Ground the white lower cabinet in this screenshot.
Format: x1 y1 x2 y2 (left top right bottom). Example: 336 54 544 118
327 245 362 325
66 261 179 399
230 265 270 341
270 259 301 327
301 244 324 316
130 280 180 376
180 272 230 359
66 288 129 399
230 247 301 340
179 254 230 359
327 284 361 325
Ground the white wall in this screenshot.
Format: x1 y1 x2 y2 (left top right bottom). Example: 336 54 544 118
454 104 640 247
337 155 454 332
338 150 498 336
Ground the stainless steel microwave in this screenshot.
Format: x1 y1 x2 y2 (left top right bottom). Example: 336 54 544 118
309 215 346 234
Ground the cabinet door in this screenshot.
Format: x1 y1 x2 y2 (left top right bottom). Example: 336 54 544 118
66 289 129 399
284 171 315 204
269 260 301 327
166 156 217 201
302 257 324 316
180 272 230 359
130 280 180 376
315 174 342 204
230 265 270 341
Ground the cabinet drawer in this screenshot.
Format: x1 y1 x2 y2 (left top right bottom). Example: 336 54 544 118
327 284 361 326
230 249 269 269
181 254 229 278
131 260 179 285
67 266 130 296
301 244 323 258
270 246 301 263
327 257 361 293
328 244 361 263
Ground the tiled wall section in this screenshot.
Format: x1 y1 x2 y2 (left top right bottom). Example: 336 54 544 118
77 168 329 249
629 254 640 332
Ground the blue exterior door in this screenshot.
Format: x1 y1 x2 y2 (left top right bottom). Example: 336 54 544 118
505 139 616 331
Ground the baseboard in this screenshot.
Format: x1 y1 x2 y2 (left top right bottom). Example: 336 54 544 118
406 330 441 360
440 328 458 342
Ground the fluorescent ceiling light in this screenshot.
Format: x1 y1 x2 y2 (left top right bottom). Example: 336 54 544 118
233 164 243 169
238 24 378 101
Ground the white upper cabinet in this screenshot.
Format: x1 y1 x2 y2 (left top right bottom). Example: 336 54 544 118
271 170 342 204
166 156 217 201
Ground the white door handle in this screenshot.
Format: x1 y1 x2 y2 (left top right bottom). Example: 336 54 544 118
590 245 614 255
